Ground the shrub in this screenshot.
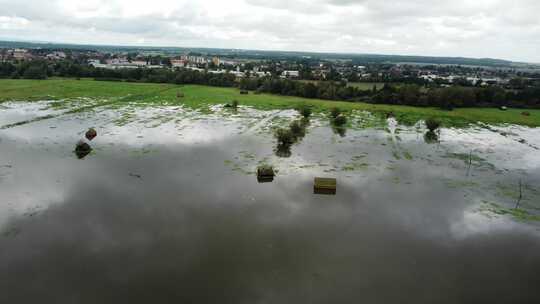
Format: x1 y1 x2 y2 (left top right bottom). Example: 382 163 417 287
23 65 47 80
333 114 347 126
289 120 306 138
275 128 295 146
225 100 239 109
298 105 312 118
330 107 341 119
425 118 441 132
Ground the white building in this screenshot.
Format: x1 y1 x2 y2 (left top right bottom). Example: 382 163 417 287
281 70 300 78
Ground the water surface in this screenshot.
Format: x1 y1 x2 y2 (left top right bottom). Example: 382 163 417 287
1 101 539 303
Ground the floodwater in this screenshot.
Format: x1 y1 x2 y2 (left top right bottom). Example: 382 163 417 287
1 101 539 303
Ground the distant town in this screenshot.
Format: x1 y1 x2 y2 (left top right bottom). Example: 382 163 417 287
3 44 540 84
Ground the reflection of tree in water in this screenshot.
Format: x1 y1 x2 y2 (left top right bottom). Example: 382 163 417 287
332 126 347 137
273 119 309 158
275 144 292 158
424 118 441 144
74 141 92 159
424 131 439 144
329 107 347 137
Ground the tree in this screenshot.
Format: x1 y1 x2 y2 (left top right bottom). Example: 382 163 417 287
161 57 172 67
23 65 47 79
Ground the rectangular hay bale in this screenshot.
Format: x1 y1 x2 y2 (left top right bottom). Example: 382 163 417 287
314 177 336 195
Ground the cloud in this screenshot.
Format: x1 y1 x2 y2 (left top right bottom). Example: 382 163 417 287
0 0 539 62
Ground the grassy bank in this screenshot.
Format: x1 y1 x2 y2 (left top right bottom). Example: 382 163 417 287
1 78 539 127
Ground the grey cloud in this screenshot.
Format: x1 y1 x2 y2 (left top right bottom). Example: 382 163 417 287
0 0 539 62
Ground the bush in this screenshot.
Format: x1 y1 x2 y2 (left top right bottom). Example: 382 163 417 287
298 105 312 118
425 118 441 132
23 66 47 79
225 100 239 109
330 107 341 119
289 120 306 138
275 128 295 146
333 114 347 126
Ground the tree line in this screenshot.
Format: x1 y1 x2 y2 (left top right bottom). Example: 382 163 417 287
1 59 539 109
0 59 236 87
239 77 540 109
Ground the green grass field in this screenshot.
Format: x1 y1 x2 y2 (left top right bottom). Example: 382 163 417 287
1 78 539 127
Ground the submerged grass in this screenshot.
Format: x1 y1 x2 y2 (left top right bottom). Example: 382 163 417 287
1 79 540 127
478 201 540 222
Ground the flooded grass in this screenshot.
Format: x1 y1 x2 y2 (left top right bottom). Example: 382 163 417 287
1 96 540 303
2 79 540 127
478 202 540 222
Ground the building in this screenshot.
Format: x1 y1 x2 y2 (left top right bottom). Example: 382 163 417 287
46 51 67 60
180 55 207 65
11 49 32 60
281 70 300 78
131 60 148 67
171 59 186 68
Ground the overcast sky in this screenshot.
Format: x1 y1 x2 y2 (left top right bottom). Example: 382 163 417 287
0 0 539 62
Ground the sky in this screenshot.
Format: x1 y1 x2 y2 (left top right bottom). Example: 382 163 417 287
0 0 539 62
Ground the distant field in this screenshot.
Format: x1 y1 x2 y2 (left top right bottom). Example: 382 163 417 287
1 78 539 127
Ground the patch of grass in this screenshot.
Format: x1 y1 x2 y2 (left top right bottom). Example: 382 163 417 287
114 111 137 126
341 162 369 171
350 111 387 129
496 182 521 200
445 179 479 188
442 152 495 170
2 79 540 127
478 201 540 222
403 151 413 160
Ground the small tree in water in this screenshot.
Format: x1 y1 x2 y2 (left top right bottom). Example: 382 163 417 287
275 128 295 146
333 114 347 126
330 107 341 119
425 118 441 132
298 105 312 119
289 120 306 138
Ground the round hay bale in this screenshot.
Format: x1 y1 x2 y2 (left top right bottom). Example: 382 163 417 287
85 128 97 141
